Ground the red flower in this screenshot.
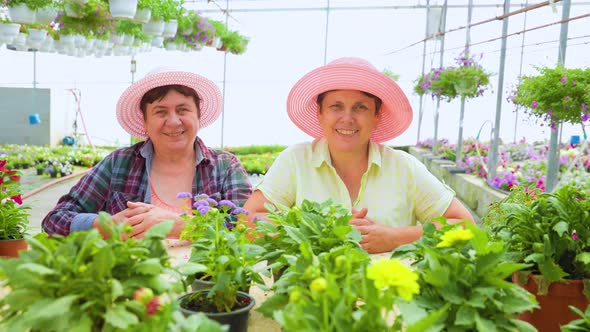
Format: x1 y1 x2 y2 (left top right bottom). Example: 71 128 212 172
10 195 23 205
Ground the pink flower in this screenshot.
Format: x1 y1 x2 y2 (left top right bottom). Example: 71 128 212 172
572 232 579 240
145 297 160 316
531 101 538 108
560 77 567 84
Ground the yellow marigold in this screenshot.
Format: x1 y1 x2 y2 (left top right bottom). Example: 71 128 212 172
366 259 420 301
437 228 473 248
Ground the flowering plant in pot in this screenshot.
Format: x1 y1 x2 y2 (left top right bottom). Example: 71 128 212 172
414 48 492 163
414 48 491 102
487 184 590 331
393 219 538 331
0 159 29 257
178 193 266 331
511 66 590 129
253 199 361 282
0 216 217 330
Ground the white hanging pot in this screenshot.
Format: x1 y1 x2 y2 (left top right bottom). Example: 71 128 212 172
108 0 138 19
133 8 151 24
151 36 164 47
0 23 21 40
162 19 178 38
142 19 164 36
36 7 58 25
121 34 135 46
59 34 76 46
27 28 47 48
8 4 36 24
165 42 177 51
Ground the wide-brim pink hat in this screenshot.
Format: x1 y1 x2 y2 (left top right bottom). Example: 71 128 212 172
116 69 222 139
287 57 413 143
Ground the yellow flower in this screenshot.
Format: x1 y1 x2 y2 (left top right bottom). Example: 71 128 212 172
310 277 327 293
366 259 420 301
437 228 473 248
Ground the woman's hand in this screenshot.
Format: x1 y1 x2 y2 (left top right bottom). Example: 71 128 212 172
123 202 184 239
349 208 422 254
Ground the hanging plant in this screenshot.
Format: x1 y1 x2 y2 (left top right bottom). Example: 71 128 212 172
414 49 492 101
510 66 590 130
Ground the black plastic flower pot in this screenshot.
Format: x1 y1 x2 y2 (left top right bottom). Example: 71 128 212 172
178 290 255 332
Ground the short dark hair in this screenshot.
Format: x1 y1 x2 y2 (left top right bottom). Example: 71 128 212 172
140 85 201 119
316 90 382 115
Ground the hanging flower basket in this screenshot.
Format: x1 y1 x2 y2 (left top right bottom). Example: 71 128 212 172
510 66 590 130
414 49 492 102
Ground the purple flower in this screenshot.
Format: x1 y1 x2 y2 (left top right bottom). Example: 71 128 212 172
560 77 567 84
176 192 192 199
219 200 237 212
197 205 211 215
194 193 209 200
193 200 210 208
531 101 538 108
206 198 218 207
572 232 579 240
232 207 251 216
572 80 577 86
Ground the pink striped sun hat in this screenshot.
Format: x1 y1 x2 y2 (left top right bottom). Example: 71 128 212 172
116 68 222 139
287 57 413 143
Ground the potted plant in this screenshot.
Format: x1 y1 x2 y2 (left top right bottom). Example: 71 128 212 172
253 199 362 282
178 193 266 332
0 217 219 330
487 184 590 331
258 240 442 331
393 219 538 331
0 159 29 258
415 48 492 163
5 0 40 24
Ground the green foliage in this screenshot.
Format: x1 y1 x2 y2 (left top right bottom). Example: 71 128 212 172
238 152 280 175
511 66 590 126
149 0 184 22
5 0 52 10
225 145 286 155
383 68 400 81
488 184 590 286
393 221 539 331
0 217 207 331
561 305 590 332
254 199 362 279
179 194 267 313
414 49 491 101
0 160 29 240
264 243 426 331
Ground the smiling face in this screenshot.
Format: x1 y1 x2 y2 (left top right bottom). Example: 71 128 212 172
317 89 381 153
142 87 200 154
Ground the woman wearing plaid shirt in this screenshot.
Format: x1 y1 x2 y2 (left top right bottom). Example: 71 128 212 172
42 68 251 238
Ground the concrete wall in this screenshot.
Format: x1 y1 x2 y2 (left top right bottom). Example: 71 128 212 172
0 87 70 146
408 146 507 220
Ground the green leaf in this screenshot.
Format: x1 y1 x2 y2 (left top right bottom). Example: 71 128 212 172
537 259 568 283
256 293 289 318
68 314 93 332
105 304 139 329
27 295 78 321
93 245 115 279
16 263 56 275
492 262 531 279
406 303 450 332
134 258 162 275
3 289 41 310
454 306 475 326
552 221 569 236
144 220 174 239
111 279 123 300
176 262 208 275
423 264 449 287
499 287 539 314
576 253 590 267
509 319 538 332
282 225 307 243
474 313 497 332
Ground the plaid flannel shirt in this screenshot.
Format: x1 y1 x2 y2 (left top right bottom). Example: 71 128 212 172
42 138 252 235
